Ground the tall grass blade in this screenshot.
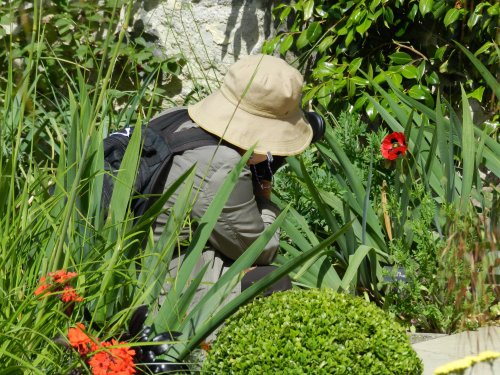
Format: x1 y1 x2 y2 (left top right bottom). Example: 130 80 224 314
460 85 475 212
340 245 386 292
454 41 500 99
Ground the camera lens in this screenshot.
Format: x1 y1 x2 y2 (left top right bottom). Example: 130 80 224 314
304 111 325 143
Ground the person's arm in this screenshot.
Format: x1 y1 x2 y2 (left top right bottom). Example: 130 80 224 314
195 162 280 266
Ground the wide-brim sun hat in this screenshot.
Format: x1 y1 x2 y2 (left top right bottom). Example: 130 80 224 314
188 54 313 156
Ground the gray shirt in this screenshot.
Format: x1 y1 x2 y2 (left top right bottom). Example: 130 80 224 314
153 109 280 265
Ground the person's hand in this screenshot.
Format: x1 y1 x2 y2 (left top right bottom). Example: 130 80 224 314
254 179 272 200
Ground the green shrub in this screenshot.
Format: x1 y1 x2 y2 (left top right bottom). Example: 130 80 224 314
202 289 423 374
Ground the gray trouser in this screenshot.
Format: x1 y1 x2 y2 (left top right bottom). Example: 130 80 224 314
159 249 241 341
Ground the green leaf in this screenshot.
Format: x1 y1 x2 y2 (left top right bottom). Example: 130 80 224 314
475 42 493 56
280 6 291 22
434 45 447 61
444 8 460 27
467 12 482 29
354 95 368 111
263 36 281 54
454 41 500 99
439 60 449 73
345 29 355 47
340 245 385 291
408 85 428 100
374 72 386 84
400 65 419 79
313 61 336 79
426 71 440 85
460 86 475 213
370 0 381 13
351 76 369 86
389 52 413 65
318 35 334 53
487 3 499 16
347 78 356 98
348 57 363 75
280 35 294 55
317 84 333 108
365 100 377 121
303 0 314 20
467 86 485 102
306 22 323 43
435 96 453 202
106 125 141 226
296 31 310 49
419 0 433 16
417 61 426 80
302 85 320 104
409 3 419 20
383 6 394 24
337 27 349 36
356 18 372 35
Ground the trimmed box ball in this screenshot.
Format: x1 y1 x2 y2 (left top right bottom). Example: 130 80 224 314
202 288 422 374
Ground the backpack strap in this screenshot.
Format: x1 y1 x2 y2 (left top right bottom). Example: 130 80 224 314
148 108 220 153
133 108 220 216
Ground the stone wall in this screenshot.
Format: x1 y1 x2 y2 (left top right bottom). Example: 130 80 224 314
133 0 275 103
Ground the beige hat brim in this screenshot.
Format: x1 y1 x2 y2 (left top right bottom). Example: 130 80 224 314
188 89 313 156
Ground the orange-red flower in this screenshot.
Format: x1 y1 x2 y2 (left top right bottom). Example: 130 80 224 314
381 132 408 160
68 323 98 356
34 270 82 304
34 276 50 296
61 286 84 303
88 340 136 375
50 270 77 284
200 340 211 352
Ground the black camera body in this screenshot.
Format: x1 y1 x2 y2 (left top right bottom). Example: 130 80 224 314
252 111 325 182
305 111 325 144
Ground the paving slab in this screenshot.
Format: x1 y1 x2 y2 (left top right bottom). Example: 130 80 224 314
412 326 500 375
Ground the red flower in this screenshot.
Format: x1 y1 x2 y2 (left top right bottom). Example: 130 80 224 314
34 276 50 296
88 340 136 375
381 132 408 160
200 340 211 352
68 323 98 356
34 270 82 304
50 270 77 284
61 286 84 303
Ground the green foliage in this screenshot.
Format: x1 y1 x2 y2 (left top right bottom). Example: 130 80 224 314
0 0 183 97
272 112 390 293
0 0 184 166
368 50 499 332
272 43 499 333
0 3 354 368
265 0 499 122
202 288 423 374
384 200 499 333
274 111 383 232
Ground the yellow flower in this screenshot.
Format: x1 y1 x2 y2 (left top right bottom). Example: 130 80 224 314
434 357 473 374
434 351 500 374
474 351 500 362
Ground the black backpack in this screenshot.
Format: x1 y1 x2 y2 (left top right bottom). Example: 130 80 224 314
101 108 219 216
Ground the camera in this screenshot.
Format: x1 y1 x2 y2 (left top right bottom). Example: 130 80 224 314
252 111 325 182
304 111 325 143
